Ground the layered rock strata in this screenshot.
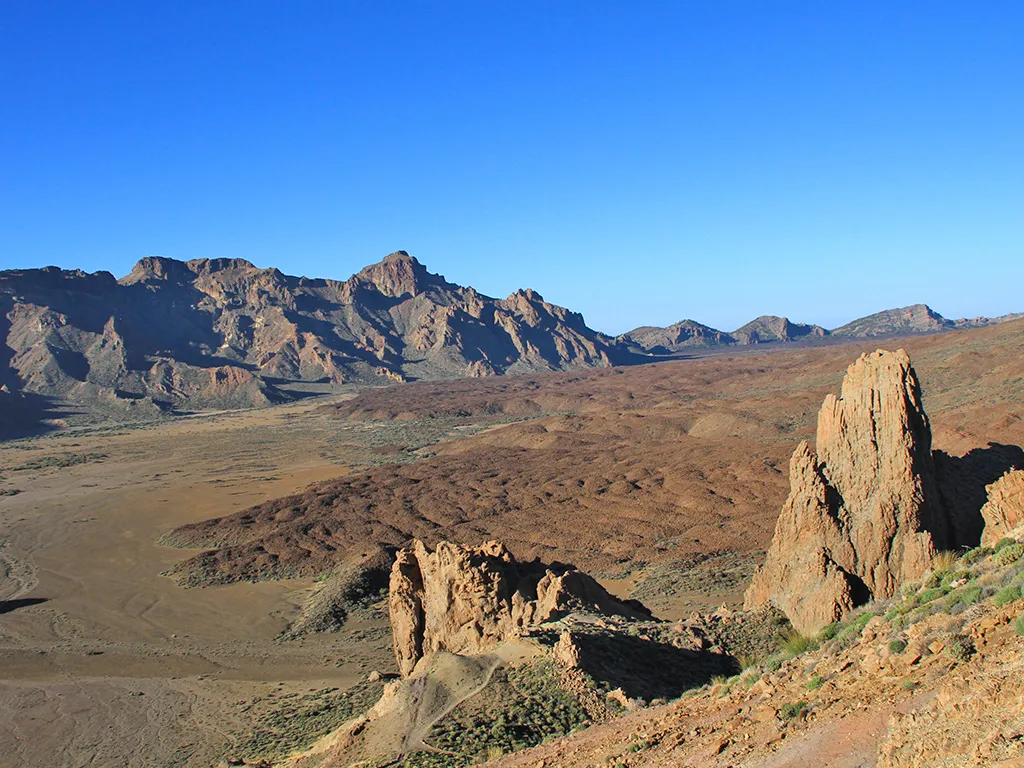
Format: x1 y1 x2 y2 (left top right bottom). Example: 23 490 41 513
388 539 649 676
745 349 946 634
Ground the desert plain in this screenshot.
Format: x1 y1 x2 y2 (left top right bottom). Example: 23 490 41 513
1 319 1023 767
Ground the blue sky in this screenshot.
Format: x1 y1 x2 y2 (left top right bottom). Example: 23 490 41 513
2 2 1022 334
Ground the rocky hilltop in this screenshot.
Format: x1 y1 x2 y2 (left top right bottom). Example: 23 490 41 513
732 315 828 344
0 252 621 418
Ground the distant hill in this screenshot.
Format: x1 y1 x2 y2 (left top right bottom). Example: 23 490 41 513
831 303 952 337
617 320 736 354
0 252 624 420
732 315 828 344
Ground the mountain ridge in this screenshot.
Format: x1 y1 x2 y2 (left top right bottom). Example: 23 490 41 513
1 253 1020 423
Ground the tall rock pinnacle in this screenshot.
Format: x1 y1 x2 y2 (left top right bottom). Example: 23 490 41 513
744 349 946 634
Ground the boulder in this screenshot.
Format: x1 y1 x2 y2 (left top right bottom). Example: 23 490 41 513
745 349 944 634
980 469 1024 546
388 539 649 676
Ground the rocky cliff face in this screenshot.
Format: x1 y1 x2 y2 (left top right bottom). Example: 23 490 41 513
0 252 622 420
980 469 1024 546
388 539 649 676
744 349 946 634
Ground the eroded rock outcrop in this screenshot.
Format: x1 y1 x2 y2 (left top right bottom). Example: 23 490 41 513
745 349 945 634
388 539 649 676
980 469 1024 546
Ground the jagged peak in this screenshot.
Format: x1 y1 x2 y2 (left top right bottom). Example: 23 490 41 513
353 250 446 298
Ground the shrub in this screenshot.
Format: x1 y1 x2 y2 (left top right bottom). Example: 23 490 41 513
817 622 839 641
902 680 918 691
806 675 824 691
995 543 1024 567
932 550 959 574
779 701 808 720
962 546 993 565
945 635 976 662
994 537 1018 552
1016 615 1024 638
945 585 983 611
779 631 818 657
994 585 1021 607
888 639 907 654
917 588 946 604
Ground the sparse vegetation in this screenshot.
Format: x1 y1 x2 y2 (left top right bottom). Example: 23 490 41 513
778 630 818 658
779 701 807 720
944 634 976 663
8 452 108 471
424 660 589 762
993 585 1021 607
806 675 824 691
994 542 1024 566
888 639 907 654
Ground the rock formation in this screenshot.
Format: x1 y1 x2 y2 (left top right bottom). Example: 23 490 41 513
745 349 946 634
979 469 1024 546
388 539 649 676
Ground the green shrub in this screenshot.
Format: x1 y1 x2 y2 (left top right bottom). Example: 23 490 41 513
888 639 907 654
779 631 818 657
806 675 824 691
779 701 808 720
817 622 839 641
763 658 782 673
902 680 917 691
962 546 992 565
1016 615 1024 637
994 585 1021 607
917 587 946 604
995 543 1024 567
994 537 1018 552
945 585 983 611
944 635 976 662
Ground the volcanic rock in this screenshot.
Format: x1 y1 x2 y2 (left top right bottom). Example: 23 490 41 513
388 539 649 676
979 469 1024 546
744 349 945 634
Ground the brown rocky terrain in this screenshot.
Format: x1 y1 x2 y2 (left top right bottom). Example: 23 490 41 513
165 321 1024 616
1 318 1022 767
489 540 1024 768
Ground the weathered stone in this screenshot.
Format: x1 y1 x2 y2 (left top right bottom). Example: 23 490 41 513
745 350 944 634
388 539 649 676
980 469 1024 546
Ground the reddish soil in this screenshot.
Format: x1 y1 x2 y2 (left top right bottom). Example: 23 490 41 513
168 321 1024 610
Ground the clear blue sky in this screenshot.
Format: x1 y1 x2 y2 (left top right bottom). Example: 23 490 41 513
2 2 1022 334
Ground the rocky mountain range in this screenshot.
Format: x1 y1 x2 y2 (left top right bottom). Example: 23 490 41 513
1 251 1019 420
0 252 620 419
619 305 1022 355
